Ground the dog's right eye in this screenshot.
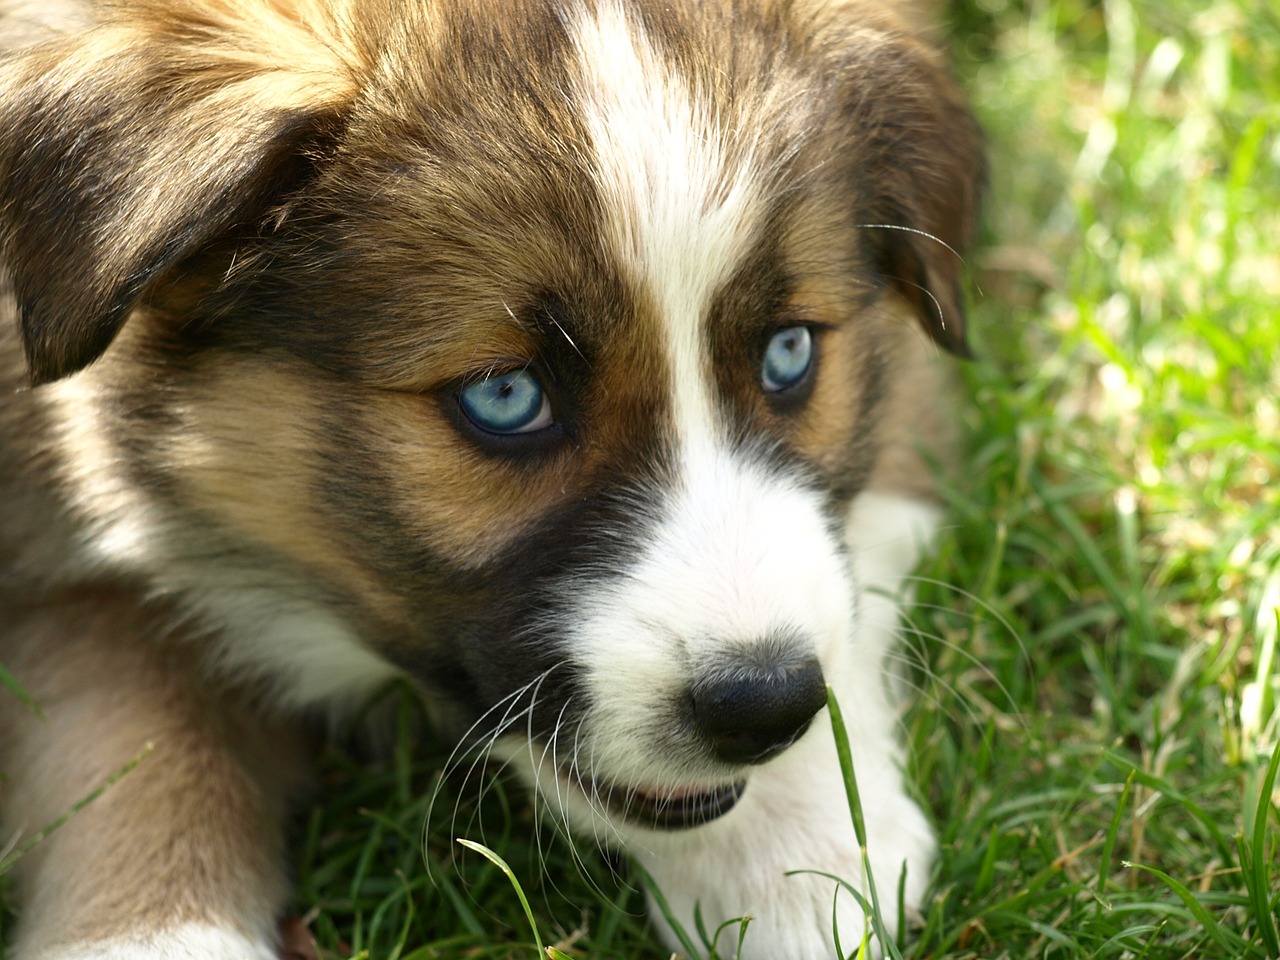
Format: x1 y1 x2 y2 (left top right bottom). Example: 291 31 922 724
761 325 814 393
458 369 554 435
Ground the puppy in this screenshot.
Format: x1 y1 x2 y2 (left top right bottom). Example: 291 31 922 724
0 0 983 956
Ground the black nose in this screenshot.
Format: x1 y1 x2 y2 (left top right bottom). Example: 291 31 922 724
690 653 827 766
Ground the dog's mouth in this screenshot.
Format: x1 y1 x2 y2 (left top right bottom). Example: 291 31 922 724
562 768 746 830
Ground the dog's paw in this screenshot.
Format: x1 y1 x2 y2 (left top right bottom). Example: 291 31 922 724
634 734 934 960
24 924 280 960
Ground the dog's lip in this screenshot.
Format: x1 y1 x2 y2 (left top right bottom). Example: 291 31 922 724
562 768 746 830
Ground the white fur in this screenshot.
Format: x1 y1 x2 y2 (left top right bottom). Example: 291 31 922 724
570 1 763 451
28 924 278 960
846 491 945 708
628 492 938 959
46 376 160 570
188 589 401 712
505 485 940 959
634 712 934 958
546 448 853 791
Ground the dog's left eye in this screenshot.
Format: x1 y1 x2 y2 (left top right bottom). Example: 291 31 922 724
761 326 814 393
458 369 554 434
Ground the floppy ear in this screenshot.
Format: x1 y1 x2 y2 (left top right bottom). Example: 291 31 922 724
0 3 362 384
827 8 986 356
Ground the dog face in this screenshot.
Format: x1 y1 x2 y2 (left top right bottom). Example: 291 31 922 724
1 0 981 841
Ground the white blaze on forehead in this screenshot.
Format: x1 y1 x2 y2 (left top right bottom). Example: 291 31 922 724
569 2 764 450
556 5 861 796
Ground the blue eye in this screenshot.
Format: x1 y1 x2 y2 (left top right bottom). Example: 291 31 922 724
761 326 813 392
459 369 553 435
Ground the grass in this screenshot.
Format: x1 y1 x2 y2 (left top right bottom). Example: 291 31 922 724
912 0 1280 954
288 1 1279 957
4 0 1277 956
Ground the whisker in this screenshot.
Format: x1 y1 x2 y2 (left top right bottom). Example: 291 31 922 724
425 664 567 875
892 620 1031 736
853 222 966 264
902 574 1033 667
883 649 993 732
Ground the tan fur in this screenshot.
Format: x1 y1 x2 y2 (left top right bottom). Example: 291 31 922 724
866 310 961 500
0 0 983 953
0 589 308 952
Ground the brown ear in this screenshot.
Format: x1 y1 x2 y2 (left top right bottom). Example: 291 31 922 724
830 11 986 356
0 4 361 384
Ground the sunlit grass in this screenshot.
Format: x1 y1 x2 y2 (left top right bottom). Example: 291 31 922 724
902 0 1280 956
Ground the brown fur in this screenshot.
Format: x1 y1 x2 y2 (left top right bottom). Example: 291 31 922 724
0 588 308 950
0 0 983 953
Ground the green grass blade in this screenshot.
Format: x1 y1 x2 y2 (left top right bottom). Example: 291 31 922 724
830 887 847 960
632 859 705 960
1123 862 1251 956
1244 743 1280 956
388 870 419 960
0 661 42 718
0 742 151 874
974 823 1000 897
692 900 713 953
827 687 868 850
710 915 751 960
826 686 906 960
1034 476 1153 645
455 838 544 958
1096 770 1136 911
1102 750 1236 860
787 870 872 940
431 865 488 938
1235 834 1278 959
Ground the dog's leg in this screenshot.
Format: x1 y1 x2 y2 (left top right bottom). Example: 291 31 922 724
0 590 309 960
